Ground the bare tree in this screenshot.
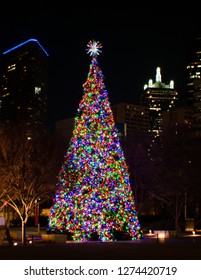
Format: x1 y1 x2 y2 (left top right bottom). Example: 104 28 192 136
150 125 201 235
150 165 186 234
0 124 65 244
122 133 156 215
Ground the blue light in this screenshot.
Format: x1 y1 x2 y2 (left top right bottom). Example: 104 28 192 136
3 38 49 56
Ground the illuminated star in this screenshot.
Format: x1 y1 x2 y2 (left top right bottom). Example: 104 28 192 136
86 40 102 57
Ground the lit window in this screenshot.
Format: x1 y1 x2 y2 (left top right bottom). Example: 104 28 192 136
35 87 41 94
7 64 16 72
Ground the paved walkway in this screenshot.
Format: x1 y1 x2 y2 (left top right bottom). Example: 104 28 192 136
1 227 201 260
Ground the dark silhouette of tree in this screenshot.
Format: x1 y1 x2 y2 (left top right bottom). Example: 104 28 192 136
0 123 64 244
122 133 156 215
183 136 201 227
150 124 201 234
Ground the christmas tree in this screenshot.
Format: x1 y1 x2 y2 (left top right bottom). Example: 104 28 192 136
48 40 142 241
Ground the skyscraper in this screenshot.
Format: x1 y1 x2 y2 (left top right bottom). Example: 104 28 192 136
186 35 201 137
141 67 179 137
0 38 49 136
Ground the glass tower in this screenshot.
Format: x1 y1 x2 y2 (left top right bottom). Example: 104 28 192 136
0 38 49 136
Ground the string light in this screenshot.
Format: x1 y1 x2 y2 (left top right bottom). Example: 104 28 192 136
48 40 142 241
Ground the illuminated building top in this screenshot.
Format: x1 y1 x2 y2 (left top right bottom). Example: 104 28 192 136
144 67 174 90
0 38 48 134
3 38 49 56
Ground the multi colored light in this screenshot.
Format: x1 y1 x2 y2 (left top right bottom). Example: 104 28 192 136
48 41 142 241
86 40 102 57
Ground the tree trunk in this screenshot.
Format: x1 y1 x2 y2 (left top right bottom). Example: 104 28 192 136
21 220 26 245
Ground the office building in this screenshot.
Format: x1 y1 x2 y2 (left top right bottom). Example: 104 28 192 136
186 35 201 137
112 102 149 138
141 67 179 137
0 38 49 136
162 106 193 136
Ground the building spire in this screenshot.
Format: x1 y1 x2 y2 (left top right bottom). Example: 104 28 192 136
156 67 161 82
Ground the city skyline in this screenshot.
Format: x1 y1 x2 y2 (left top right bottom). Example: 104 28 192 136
0 5 201 124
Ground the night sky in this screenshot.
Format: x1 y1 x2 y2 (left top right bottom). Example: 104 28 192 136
0 4 201 125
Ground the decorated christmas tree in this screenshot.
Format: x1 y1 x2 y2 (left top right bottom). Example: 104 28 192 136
48 40 142 241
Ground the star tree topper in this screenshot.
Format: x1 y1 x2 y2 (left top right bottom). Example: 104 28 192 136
86 40 102 57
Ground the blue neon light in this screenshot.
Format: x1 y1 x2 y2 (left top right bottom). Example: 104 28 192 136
3 38 49 56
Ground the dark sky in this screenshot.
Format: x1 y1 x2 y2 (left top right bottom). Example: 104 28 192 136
0 4 201 125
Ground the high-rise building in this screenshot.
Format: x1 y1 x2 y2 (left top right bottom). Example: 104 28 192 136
112 102 149 137
0 38 49 136
162 106 193 136
141 67 179 137
186 35 201 137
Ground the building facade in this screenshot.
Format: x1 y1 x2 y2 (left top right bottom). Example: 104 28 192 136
141 67 179 137
186 35 201 137
162 106 193 136
0 38 49 136
112 102 149 138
